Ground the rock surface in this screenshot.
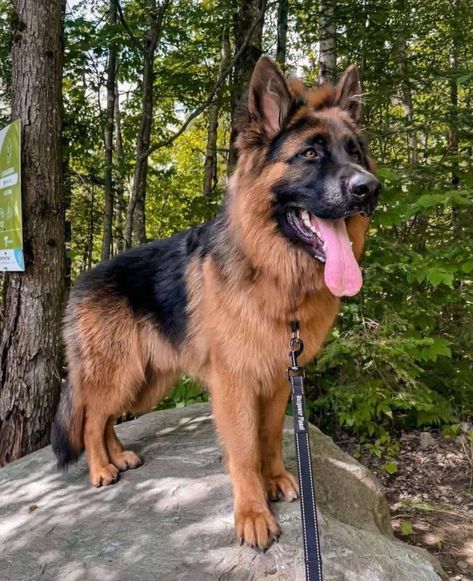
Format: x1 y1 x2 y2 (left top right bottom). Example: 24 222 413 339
0 403 445 580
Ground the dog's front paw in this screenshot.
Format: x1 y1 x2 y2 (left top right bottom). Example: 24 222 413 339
266 470 299 502
235 503 281 550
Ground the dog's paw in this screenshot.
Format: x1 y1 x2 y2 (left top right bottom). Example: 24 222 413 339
90 463 119 487
111 450 142 472
235 505 281 551
266 470 299 502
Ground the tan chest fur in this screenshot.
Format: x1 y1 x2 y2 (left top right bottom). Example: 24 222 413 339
182 254 340 396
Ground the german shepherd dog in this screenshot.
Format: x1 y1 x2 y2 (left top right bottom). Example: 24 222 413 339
52 57 380 550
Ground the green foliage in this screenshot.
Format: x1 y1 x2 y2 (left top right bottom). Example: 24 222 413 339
157 376 208 410
400 520 414 536
308 162 472 438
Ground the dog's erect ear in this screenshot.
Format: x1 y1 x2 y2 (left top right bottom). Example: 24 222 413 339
335 65 362 122
248 56 292 136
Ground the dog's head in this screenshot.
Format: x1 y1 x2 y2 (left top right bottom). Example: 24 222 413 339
231 56 380 298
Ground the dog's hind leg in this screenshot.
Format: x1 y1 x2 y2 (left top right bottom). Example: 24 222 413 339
105 417 142 472
83 406 119 487
131 370 178 414
104 369 177 472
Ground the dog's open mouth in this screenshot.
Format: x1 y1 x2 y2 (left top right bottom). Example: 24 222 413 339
287 208 327 262
285 207 363 297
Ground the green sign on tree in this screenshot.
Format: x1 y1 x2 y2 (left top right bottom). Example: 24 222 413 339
0 120 24 271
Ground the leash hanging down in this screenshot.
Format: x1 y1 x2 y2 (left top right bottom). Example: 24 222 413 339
287 320 323 581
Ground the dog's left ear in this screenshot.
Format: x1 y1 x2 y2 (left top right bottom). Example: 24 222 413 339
335 65 362 122
248 56 292 136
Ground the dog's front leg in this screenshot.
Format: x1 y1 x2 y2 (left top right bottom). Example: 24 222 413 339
210 365 280 550
260 382 299 502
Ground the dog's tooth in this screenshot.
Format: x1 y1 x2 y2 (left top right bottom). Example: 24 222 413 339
323 241 328 252
303 218 312 229
301 210 310 222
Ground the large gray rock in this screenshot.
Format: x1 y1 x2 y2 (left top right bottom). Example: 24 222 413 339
0 403 445 581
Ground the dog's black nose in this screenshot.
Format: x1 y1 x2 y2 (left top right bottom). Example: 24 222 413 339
349 172 380 201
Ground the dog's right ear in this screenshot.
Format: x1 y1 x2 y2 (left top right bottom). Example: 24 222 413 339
245 56 292 137
335 65 362 123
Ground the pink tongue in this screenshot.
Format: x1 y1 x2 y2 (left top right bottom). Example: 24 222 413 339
311 217 363 297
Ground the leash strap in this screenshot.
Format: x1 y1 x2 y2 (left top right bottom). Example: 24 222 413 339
287 322 323 581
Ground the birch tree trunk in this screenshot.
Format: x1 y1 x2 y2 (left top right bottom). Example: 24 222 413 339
101 0 118 261
203 32 231 197
0 0 65 465
124 0 169 248
317 0 336 84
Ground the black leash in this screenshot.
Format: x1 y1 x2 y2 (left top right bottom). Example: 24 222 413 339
287 320 323 581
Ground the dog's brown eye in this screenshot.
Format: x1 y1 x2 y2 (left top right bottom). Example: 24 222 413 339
302 147 318 159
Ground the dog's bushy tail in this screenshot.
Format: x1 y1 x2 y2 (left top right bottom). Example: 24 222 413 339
51 379 84 469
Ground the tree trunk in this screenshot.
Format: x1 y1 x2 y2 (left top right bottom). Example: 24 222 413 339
396 33 418 165
85 186 95 271
0 0 65 465
203 32 231 197
228 0 266 171
101 0 118 261
317 0 336 84
124 0 169 248
63 135 72 287
114 79 127 253
447 7 462 244
276 0 289 68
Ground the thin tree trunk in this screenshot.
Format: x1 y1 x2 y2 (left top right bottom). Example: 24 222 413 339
101 0 118 261
203 32 231 197
317 0 336 84
228 0 266 172
397 31 424 250
63 135 72 287
396 33 418 165
86 187 95 271
124 0 169 248
276 0 289 67
448 10 461 245
114 80 127 253
0 0 65 465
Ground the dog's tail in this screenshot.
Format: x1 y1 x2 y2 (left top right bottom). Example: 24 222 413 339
51 378 85 469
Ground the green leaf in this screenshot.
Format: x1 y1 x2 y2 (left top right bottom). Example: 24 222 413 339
400 520 413 536
462 260 473 273
426 268 454 288
383 461 398 475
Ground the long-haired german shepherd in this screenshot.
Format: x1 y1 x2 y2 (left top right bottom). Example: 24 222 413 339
52 56 380 550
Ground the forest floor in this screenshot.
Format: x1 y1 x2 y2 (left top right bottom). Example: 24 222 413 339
337 429 473 581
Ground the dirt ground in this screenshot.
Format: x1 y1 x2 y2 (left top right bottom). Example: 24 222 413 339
337 429 473 580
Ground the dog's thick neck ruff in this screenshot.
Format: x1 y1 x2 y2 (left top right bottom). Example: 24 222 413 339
223 158 370 319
